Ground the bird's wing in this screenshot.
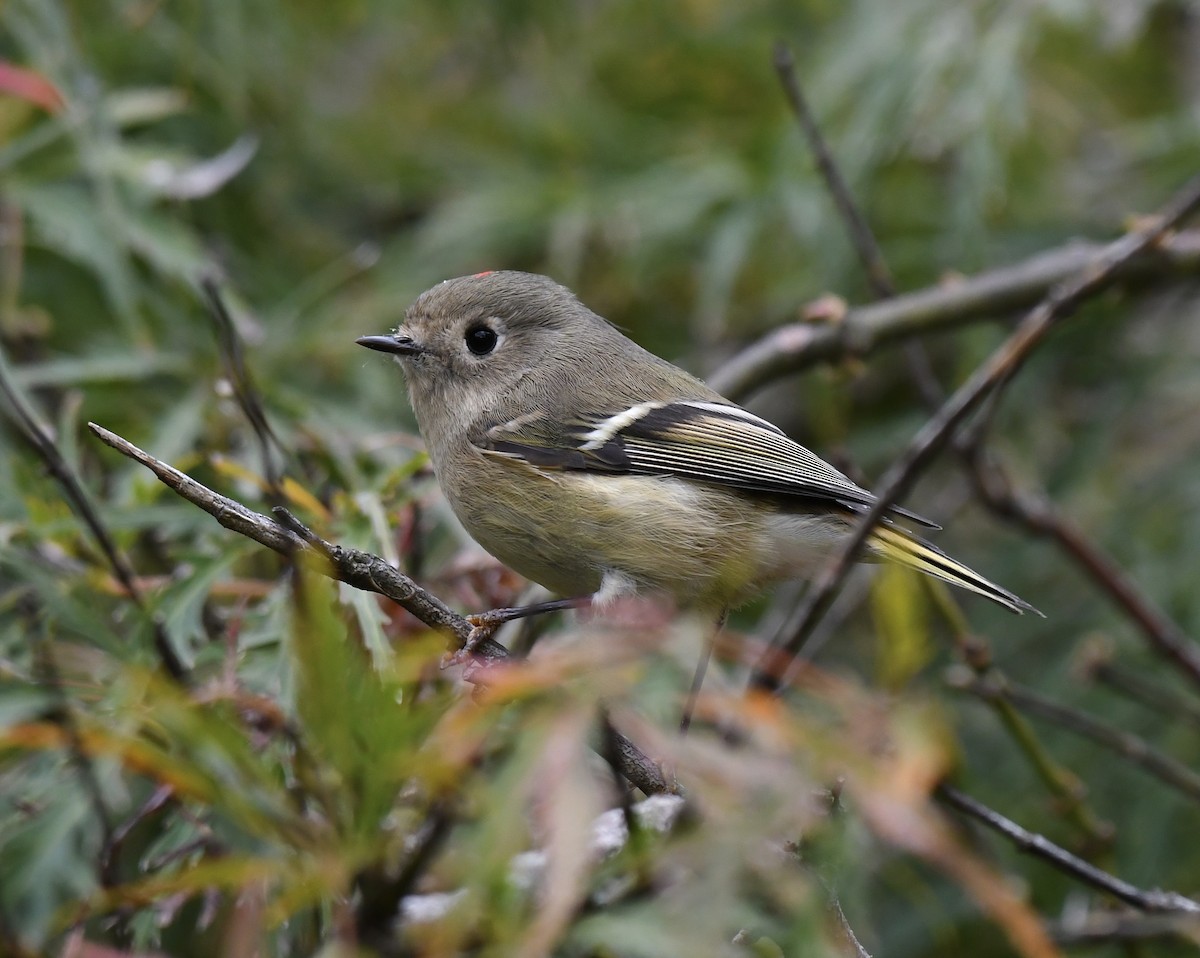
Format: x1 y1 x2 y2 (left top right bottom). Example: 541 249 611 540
473 399 939 529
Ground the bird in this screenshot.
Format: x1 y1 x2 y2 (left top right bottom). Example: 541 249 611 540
357 270 1035 623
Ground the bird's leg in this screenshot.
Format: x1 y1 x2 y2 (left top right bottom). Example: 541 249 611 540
463 569 640 652
462 595 592 654
679 609 728 735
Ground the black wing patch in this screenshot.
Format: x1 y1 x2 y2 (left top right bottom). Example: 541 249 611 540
476 400 939 529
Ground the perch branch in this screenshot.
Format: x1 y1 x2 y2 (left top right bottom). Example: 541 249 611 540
86 422 673 797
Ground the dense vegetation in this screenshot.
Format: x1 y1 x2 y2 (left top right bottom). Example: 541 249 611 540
2 2 1199 955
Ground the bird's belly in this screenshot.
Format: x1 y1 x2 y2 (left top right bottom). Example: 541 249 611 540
456 470 718 599
443 457 848 609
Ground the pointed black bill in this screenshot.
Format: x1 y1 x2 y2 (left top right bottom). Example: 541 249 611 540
356 334 422 356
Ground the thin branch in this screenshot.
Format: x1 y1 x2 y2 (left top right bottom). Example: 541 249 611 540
932 591 1111 847
1086 656 1200 730
86 422 674 797
709 230 1200 400
963 445 1200 689
89 423 479 647
1050 909 1200 946
751 174 1200 690
774 41 896 300
829 893 872 958
0 345 187 680
937 784 1200 915
1049 512 1200 688
31 621 115 872
201 277 284 496
771 44 1200 692
599 706 641 865
954 674 1200 804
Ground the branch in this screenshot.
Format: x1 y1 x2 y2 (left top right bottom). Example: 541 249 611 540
773 41 896 301
937 784 1200 915
710 230 1200 400
964 446 1200 690
86 423 674 797
954 674 1200 804
751 174 1200 688
930 594 1111 846
1050 909 1200 946
88 423 479 647
0 346 187 680
201 277 284 496
1085 654 1200 730
770 47 1197 687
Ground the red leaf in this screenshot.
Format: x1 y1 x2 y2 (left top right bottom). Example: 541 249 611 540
0 61 65 114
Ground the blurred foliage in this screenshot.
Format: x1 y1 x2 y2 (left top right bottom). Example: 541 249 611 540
1 0 1200 955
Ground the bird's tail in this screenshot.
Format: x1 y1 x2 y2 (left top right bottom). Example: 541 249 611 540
868 524 1041 616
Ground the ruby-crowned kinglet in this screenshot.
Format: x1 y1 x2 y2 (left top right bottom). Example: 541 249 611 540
357 271 1034 616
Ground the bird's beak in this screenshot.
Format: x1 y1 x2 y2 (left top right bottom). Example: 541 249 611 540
356 333 423 356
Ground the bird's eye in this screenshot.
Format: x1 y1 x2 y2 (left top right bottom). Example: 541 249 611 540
465 324 499 356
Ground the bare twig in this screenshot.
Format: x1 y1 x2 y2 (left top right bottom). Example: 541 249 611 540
1050 909 1200 946
771 44 1200 694
86 422 674 797
88 422 479 647
1086 656 1200 729
964 446 1200 689
599 707 641 863
954 674 1200 804
710 230 1200 399
751 174 1200 689
932 593 1111 848
937 784 1200 915
202 277 284 496
0 346 187 680
829 893 873 958
773 42 896 301
1047 516 1200 687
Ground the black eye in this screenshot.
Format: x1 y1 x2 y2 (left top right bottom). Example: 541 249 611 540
465 324 498 356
